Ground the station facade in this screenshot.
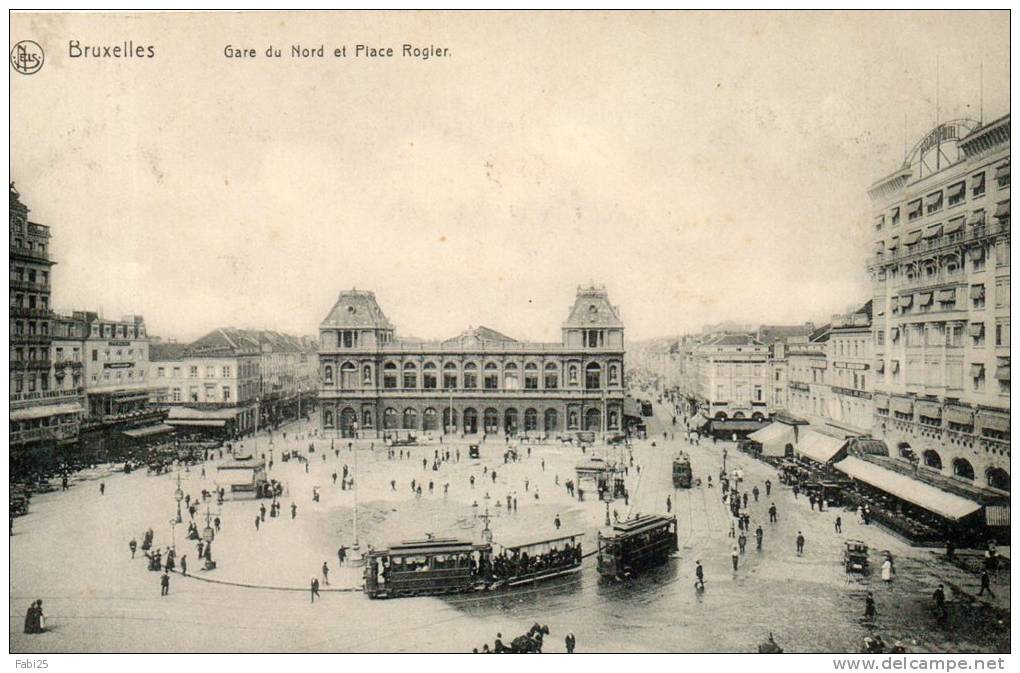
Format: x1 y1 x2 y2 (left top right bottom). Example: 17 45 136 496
317 285 626 438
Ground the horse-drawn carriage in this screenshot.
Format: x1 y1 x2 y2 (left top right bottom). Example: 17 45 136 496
843 539 869 573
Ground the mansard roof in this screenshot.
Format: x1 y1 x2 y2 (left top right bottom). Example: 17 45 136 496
562 284 623 329
321 290 394 330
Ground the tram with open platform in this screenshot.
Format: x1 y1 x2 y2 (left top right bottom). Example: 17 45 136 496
596 514 678 578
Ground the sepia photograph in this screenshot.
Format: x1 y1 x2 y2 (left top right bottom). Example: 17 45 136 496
6 9 1012 660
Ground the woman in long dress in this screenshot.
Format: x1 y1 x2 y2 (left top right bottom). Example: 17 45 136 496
881 558 893 583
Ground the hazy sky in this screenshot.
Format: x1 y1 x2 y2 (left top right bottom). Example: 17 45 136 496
10 11 1009 342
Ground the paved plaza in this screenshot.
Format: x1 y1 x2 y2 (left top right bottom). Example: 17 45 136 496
10 403 1010 653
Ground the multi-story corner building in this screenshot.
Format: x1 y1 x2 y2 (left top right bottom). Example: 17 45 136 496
692 333 771 421
826 301 874 436
75 312 159 421
317 285 626 438
867 114 1010 492
152 328 263 436
9 184 82 474
786 325 830 422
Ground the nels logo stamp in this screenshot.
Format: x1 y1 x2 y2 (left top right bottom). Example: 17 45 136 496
10 40 44 75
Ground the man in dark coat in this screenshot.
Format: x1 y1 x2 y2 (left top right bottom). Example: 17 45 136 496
160 571 170 596
864 592 876 620
310 577 320 603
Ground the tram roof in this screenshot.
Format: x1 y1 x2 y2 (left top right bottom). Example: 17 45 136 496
386 538 485 554
607 514 674 537
498 532 584 551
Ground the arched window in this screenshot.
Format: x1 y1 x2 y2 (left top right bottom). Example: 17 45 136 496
923 449 943 470
504 363 520 390
483 362 499 390
323 365 333 385
504 408 519 434
383 362 398 389
422 407 438 431
987 467 1010 491
524 408 538 431
584 408 601 431
544 362 559 389
463 362 478 389
403 362 418 389
443 362 458 389
422 362 438 389
585 362 602 389
443 407 458 432
463 407 479 434
483 408 499 433
383 407 398 429
953 458 975 480
524 362 539 389
340 362 358 389
402 407 419 430
544 408 559 432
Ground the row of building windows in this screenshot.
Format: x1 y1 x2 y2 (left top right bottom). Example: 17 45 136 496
322 360 622 390
10 237 48 256
10 292 49 310
321 405 621 432
10 266 49 285
876 164 1009 230
11 320 49 337
873 357 1009 394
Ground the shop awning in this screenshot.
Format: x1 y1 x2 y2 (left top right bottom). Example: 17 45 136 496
968 323 985 337
972 173 986 193
948 182 966 199
623 398 642 419
873 394 889 410
875 360 885 373
968 211 986 227
918 292 933 306
995 364 1010 381
937 288 956 302
890 360 900 374
899 294 913 308
167 406 244 421
890 396 911 414
994 201 1010 219
924 224 943 238
747 422 796 457
689 412 711 429
908 200 922 217
874 215 885 228
835 457 982 521
944 217 965 235
10 402 83 422
887 237 900 251
945 406 974 426
713 419 767 432
917 400 942 418
795 429 846 465
121 424 175 439
979 412 1010 433
995 163 1010 181
165 418 227 428
970 363 985 378
903 230 921 245
970 285 985 300
927 193 943 211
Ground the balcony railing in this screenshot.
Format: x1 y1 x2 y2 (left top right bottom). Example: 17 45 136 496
869 222 1009 268
9 306 53 319
9 243 51 262
9 334 52 344
10 387 84 407
8 279 51 292
10 359 53 371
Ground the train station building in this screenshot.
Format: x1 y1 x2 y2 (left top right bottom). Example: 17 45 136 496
317 285 626 438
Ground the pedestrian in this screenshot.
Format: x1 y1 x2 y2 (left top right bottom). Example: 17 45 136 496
742 492 748 508
695 560 704 586
181 555 188 576
945 538 956 561
160 571 170 596
864 592 876 620
554 514 561 530
214 516 221 531
731 544 740 571
390 479 396 491
197 541 204 558
100 482 106 496
835 516 842 534
752 485 759 502
255 515 260 531
565 633 575 653
796 531 805 555
765 479 771 496
291 502 297 519
322 561 330 585
738 531 747 553
978 570 995 597
513 497 517 511
755 525 763 551
260 503 267 522
129 537 137 559
311 578 320 603
768 503 778 523
933 584 947 621
881 557 893 583
666 495 672 513
792 484 799 500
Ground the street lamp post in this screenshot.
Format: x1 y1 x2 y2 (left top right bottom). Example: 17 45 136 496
174 470 184 524
202 503 216 570
602 490 613 526
350 422 362 565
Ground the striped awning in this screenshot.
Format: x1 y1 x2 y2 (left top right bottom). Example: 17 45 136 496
968 210 986 226
968 323 985 338
875 360 885 373
890 396 911 414
970 284 985 300
948 182 966 199
873 394 889 409
917 400 942 418
944 217 965 234
995 163 1010 180
835 457 982 521
945 406 974 426
936 288 956 302
994 201 1010 219
10 402 83 422
980 412 1009 433
924 224 943 238
903 230 922 245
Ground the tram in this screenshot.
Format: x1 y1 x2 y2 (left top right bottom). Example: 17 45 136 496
672 452 693 488
363 533 584 599
596 514 678 578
